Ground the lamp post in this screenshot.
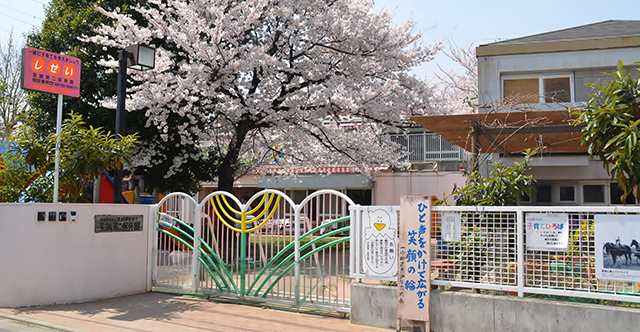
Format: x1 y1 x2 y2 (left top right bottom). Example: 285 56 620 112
114 44 155 203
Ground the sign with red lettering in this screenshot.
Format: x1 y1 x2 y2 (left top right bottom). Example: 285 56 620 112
21 47 81 98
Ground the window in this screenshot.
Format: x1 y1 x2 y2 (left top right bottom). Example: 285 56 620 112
347 189 372 206
610 183 636 205
556 183 576 204
502 74 573 103
535 184 552 205
582 184 605 204
285 189 307 204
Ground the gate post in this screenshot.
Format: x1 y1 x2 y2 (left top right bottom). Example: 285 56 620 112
192 201 202 293
147 204 158 291
517 209 524 297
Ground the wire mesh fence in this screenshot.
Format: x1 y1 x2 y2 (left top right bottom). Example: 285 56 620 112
430 206 640 303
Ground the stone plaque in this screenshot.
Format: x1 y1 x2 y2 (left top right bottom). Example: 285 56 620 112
95 215 144 233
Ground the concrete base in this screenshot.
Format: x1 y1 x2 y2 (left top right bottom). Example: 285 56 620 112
351 283 640 332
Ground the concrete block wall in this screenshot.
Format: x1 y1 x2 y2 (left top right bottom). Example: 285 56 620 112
0 203 152 307
351 283 640 332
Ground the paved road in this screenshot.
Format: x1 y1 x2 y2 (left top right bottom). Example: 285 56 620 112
0 292 390 332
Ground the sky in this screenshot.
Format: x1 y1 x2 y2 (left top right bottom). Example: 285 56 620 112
1 0 639 80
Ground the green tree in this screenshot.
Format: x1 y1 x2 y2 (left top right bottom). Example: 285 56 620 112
25 0 217 194
10 112 139 202
445 149 537 206
0 148 35 202
573 60 640 203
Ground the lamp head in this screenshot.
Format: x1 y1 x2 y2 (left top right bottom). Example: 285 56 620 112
125 44 155 71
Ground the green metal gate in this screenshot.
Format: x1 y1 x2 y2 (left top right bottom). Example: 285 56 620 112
152 189 354 312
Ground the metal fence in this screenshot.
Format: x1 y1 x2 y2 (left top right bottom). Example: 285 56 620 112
152 189 353 312
389 131 463 162
153 196 640 311
429 205 640 303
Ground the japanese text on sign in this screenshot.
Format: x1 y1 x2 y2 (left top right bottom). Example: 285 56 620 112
398 196 431 322
21 47 81 98
95 215 144 233
362 207 398 279
525 213 569 250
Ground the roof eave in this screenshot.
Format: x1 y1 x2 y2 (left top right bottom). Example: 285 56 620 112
476 36 640 57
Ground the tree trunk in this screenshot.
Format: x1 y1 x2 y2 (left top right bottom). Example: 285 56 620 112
216 118 252 194
217 159 236 194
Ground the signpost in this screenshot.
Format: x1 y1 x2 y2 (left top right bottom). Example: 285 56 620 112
21 47 82 203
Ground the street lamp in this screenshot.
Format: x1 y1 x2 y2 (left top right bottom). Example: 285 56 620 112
114 44 155 203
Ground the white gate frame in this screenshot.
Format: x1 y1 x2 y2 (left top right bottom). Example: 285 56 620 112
150 189 355 309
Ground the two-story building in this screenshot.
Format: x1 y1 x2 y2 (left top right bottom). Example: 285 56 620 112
414 20 640 206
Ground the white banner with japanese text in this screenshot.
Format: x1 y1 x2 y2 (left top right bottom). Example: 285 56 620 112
525 213 569 251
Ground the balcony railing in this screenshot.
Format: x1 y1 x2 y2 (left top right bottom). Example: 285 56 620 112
389 132 465 162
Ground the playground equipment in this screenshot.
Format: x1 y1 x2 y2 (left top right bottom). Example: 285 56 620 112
90 173 163 204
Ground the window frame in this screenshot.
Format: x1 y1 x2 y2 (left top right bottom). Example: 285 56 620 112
554 182 577 205
533 183 553 206
580 182 608 205
501 73 575 104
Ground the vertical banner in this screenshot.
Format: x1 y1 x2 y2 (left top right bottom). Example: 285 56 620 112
397 195 431 326
362 206 398 279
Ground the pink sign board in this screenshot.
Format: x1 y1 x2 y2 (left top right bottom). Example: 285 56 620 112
21 47 81 98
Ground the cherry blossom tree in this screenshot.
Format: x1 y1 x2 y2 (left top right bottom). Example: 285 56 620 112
86 0 440 192
433 44 477 114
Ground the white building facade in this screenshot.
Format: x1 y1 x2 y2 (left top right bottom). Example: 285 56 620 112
475 20 640 205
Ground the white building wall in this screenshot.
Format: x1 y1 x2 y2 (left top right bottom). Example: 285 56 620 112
374 172 465 206
477 46 640 105
0 203 152 307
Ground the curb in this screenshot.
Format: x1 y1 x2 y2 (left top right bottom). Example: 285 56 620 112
0 312 86 332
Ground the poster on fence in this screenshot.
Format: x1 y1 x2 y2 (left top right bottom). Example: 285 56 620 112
397 195 430 324
525 213 569 251
595 214 640 282
362 206 398 279
441 213 461 242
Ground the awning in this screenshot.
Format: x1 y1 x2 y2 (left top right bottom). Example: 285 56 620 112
410 110 586 155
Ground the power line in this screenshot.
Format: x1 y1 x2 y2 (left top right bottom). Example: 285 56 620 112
0 12 37 27
0 26 17 35
31 0 46 5
0 4 43 21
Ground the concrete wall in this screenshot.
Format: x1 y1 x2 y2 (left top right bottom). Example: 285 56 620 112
374 172 464 206
0 203 152 307
351 283 640 332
